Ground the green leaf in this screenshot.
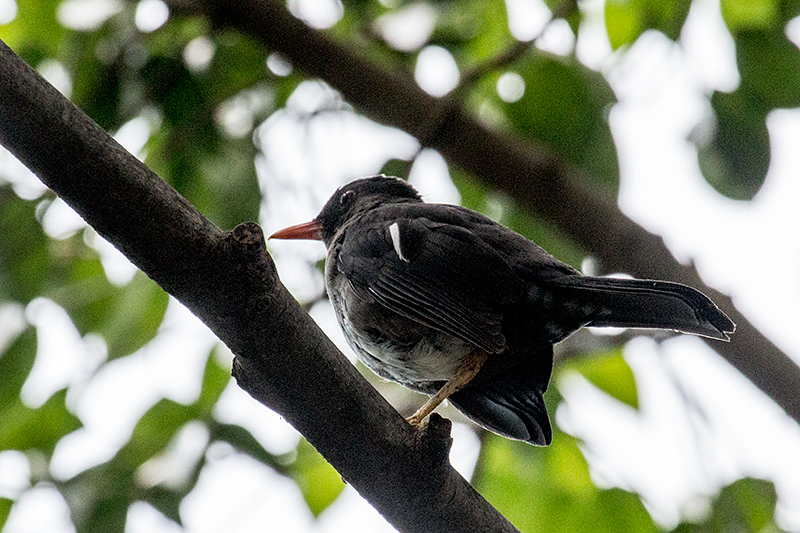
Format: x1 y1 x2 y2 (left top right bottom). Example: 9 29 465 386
434 0 510 61
52 265 169 360
0 189 51 303
143 71 263 231
563 348 639 409
0 0 65 56
592 488 663 532
290 439 345 517
209 422 291 474
141 488 184 525
0 327 36 410
0 389 81 454
69 30 127 131
379 158 414 181
142 55 208 127
0 497 13 530
459 0 512 65
146 126 262 229
696 89 770 200
605 0 692 49
475 433 659 533
95 272 168 360
504 53 619 194
121 399 194 467
605 2 643 50
671 478 781 533
193 138 262 230
139 428 211 525
206 32 271 102
712 478 778 532
736 29 800 109
546 431 595 495
49 251 117 332
57 463 134 533
449 168 490 213
721 0 779 30
194 347 231 413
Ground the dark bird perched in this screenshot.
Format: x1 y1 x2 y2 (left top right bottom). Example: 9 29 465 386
270 176 735 445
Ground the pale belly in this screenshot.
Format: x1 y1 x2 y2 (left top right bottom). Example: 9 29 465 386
328 277 474 389
341 314 472 384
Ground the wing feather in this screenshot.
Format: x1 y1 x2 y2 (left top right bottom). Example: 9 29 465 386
337 209 522 353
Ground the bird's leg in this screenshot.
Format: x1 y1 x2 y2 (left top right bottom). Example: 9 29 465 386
406 349 489 428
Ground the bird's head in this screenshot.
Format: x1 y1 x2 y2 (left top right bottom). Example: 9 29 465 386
270 175 421 245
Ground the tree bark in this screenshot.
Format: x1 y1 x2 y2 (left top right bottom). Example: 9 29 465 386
0 39 520 533
179 0 800 426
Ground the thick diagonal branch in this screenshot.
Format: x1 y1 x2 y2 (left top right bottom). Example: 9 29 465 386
0 40 519 533
182 0 800 425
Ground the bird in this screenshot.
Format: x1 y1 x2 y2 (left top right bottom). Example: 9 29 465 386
270 175 735 445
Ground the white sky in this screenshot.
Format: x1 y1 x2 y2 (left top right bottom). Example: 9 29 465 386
2 0 800 531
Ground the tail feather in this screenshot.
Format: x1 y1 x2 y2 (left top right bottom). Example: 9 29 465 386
546 276 736 341
450 357 552 445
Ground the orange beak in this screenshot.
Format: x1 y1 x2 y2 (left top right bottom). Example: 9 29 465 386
269 220 324 241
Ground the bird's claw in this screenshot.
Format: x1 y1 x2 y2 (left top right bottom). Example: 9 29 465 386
406 413 428 429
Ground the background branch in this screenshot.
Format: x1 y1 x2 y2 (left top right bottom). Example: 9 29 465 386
0 39 520 533
185 0 800 426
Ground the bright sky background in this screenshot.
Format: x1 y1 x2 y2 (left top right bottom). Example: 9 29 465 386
1 0 800 531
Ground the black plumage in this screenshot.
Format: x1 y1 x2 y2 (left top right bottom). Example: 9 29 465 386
271 176 735 445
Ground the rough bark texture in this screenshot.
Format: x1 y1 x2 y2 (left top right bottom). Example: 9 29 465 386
176 0 800 425
0 39 520 533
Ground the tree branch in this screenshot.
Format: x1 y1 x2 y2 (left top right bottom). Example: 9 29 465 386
0 40 520 533
184 0 800 426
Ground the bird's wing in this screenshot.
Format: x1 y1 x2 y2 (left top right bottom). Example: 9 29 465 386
337 212 522 354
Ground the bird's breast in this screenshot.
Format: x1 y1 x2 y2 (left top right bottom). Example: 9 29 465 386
326 267 472 388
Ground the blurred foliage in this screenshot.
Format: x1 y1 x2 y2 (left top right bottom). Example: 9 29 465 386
605 0 692 50
560 347 639 409
500 53 620 194
477 429 785 533
697 0 800 199
0 498 10 528
672 478 784 533
292 438 347 516
475 431 661 533
0 0 792 531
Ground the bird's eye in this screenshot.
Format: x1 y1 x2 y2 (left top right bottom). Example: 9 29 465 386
339 190 356 207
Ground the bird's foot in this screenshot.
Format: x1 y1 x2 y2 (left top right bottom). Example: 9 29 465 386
405 349 488 430
405 412 429 429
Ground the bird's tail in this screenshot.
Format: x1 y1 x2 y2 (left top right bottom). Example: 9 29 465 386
543 276 735 341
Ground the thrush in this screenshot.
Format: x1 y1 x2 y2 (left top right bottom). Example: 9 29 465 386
270 175 735 445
